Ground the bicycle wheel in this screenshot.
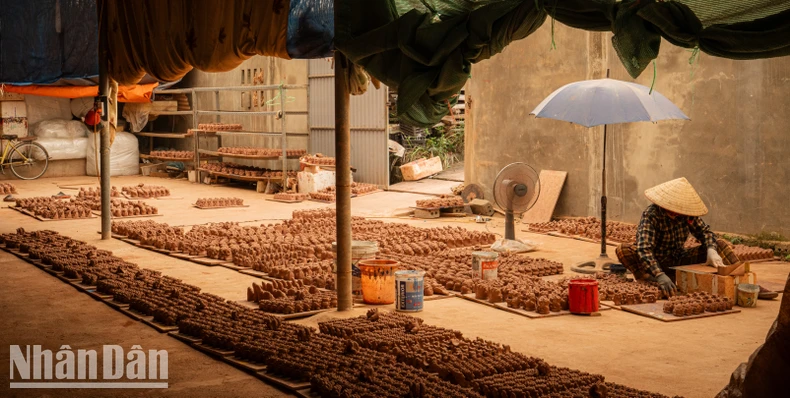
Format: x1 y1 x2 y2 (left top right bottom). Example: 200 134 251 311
9 142 49 180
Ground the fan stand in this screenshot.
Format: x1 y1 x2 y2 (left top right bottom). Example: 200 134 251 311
493 179 533 253
571 124 616 274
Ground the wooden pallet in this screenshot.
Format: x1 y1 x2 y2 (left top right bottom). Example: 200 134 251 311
192 343 234 358
223 356 268 373
92 211 164 219
142 318 179 333
620 301 740 322
266 198 306 204
121 194 172 200
168 332 202 345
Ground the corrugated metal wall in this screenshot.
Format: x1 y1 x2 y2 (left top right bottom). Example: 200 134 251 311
308 58 389 187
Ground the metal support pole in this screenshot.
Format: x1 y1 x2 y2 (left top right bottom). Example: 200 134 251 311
98 1 111 240
600 124 608 257
334 51 352 311
280 85 288 189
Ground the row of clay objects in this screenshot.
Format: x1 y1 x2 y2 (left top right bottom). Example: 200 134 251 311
112 201 159 217
663 291 733 316
273 192 308 201
35 205 93 220
350 182 379 195
416 195 465 209
293 208 336 220
196 197 244 207
302 154 335 165
78 186 120 198
122 184 170 198
0 182 18 194
309 190 335 202
15 196 55 208
732 244 775 260
150 150 193 159
197 123 242 131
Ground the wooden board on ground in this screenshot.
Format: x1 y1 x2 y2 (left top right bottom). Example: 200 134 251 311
294 388 316 398
220 262 248 271
223 356 268 373
191 257 225 266
141 318 179 333
10 206 96 222
192 204 250 210
424 294 453 301
620 301 740 322
522 170 567 224
266 198 305 204
256 371 311 391
92 211 164 219
121 194 172 200
170 252 198 260
103 299 130 310
239 269 268 278
456 293 607 318
117 307 153 322
192 343 234 358
69 280 97 292
168 332 202 345
87 290 113 301
235 300 336 320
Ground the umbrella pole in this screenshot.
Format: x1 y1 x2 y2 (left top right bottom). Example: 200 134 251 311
600 124 608 258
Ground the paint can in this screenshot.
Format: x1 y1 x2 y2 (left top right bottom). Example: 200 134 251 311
395 270 426 312
736 283 759 308
568 279 600 314
332 241 378 298
471 251 499 280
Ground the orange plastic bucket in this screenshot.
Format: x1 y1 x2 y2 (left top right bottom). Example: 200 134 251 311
358 259 399 304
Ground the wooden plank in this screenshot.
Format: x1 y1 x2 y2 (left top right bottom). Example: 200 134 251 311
223 356 268 373
220 262 248 271
86 290 113 301
69 280 97 292
266 198 305 204
141 318 179 333
191 257 225 266
92 211 164 219
620 301 740 322
168 332 202 345
522 170 568 224
192 343 234 358
239 269 268 278
256 371 311 391
400 156 443 181
192 204 250 210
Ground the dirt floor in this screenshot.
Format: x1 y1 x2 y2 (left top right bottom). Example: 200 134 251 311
1 175 787 398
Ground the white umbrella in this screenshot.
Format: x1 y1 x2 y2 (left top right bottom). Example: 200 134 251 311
530 77 689 273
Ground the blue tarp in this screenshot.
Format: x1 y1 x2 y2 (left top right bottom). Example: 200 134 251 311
1 0 334 85
0 0 98 84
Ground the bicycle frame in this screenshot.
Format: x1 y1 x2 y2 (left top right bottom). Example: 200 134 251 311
0 139 32 167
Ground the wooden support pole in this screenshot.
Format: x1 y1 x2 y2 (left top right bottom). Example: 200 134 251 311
98 0 111 240
334 51 352 311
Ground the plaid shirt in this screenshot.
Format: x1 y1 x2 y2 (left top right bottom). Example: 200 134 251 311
636 204 717 276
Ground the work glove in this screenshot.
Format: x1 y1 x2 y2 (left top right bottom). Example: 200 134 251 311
707 248 725 268
655 273 677 297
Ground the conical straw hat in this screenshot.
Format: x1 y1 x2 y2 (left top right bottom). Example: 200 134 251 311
644 177 708 216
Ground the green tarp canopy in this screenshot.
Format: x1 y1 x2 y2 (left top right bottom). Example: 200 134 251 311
336 0 790 127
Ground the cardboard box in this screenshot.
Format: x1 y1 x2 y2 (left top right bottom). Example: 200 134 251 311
675 266 757 300
400 156 443 181
1 100 28 137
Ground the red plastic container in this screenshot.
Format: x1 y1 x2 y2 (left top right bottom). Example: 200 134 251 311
568 279 600 314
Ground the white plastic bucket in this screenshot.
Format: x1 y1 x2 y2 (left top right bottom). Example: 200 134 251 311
471 251 499 280
332 241 378 298
395 270 426 312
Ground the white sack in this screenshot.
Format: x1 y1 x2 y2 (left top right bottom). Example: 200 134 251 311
86 131 140 176
31 119 89 139
122 103 152 133
34 137 89 160
24 95 72 125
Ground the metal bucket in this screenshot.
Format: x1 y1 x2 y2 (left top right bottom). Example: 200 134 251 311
471 251 499 280
395 270 426 312
736 283 760 308
332 241 378 298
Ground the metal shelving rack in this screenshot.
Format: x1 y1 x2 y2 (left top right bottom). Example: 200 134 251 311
193 84 308 189
133 87 203 165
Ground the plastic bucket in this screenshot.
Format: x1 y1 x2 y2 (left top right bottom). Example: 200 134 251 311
332 241 378 298
568 279 600 314
358 259 399 305
471 251 499 280
736 283 760 308
395 270 426 312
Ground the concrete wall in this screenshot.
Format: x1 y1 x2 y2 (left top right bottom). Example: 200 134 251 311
466 23 790 236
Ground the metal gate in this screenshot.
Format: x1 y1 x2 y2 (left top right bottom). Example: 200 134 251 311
308 59 390 187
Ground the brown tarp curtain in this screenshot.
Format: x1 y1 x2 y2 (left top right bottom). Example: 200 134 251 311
101 0 290 85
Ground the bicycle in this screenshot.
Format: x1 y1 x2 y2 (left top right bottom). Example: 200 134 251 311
0 134 49 180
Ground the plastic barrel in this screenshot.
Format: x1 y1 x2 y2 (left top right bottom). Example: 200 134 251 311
358 259 399 305
471 251 499 280
332 241 378 298
736 283 760 308
568 279 599 314
395 270 425 312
